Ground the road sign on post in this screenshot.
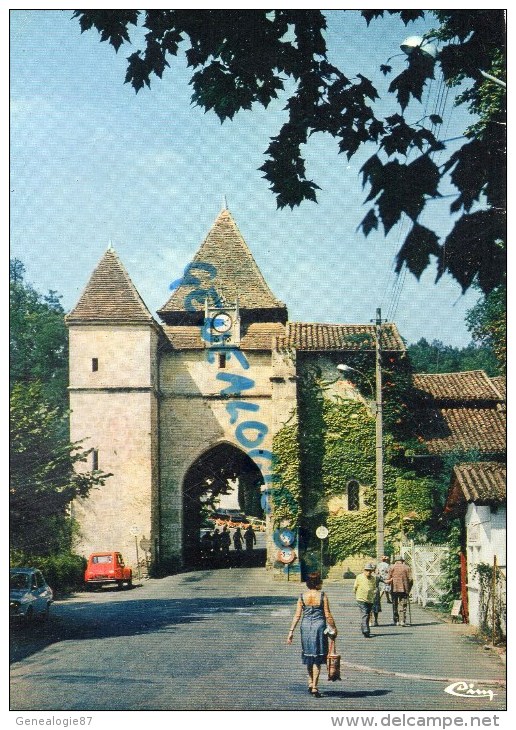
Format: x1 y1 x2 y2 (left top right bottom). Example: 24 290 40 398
316 526 329 575
140 538 152 553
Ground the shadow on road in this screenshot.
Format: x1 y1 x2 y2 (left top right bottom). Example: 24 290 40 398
321 689 391 699
10 593 286 664
186 548 266 571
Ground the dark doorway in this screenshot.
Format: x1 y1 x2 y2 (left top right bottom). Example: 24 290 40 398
182 443 265 569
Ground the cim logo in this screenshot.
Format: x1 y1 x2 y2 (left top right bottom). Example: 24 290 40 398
444 681 495 701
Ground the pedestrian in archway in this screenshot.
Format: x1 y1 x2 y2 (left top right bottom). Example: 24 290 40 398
353 562 376 637
220 525 231 563
200 531 213 563
211 528 221 564
233 527 243 552
244 524 256 551
287 571 338 697
386 556 413 626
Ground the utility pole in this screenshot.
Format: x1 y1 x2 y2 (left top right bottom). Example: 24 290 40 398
375 307 384 560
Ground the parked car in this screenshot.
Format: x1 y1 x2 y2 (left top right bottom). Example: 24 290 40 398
84 552 132 590
210 509 249 527
10 568 54 623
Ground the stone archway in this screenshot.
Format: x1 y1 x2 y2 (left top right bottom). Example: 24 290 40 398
182 442 265 568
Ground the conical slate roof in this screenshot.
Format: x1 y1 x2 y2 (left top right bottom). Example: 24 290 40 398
158 209 287 324
66 248 154 324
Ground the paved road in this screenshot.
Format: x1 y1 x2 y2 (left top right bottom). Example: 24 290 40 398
10 567 506 712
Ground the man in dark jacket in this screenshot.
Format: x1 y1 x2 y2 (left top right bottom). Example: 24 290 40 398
386 556 413 626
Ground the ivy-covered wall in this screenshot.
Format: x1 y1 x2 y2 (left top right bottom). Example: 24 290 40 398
271 351 440 569
271 420 301 526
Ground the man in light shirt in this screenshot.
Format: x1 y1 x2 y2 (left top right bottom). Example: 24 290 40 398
353 562 377 637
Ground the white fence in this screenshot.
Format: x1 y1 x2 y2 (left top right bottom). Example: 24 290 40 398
400 541 449 607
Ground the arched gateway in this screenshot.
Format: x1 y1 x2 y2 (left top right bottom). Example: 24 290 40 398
182 443 265 568
66 207 405 579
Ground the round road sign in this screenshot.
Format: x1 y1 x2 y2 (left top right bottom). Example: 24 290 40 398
316 525 329 539
276 547 297 564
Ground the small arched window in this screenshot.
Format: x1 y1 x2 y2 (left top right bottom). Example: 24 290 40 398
347 480 360 511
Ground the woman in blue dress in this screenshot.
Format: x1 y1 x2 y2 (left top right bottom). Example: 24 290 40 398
287 572 338 697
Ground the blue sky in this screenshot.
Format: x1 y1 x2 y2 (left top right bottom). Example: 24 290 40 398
10 7 488 347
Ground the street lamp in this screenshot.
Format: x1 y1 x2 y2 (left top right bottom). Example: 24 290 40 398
400 35 506 89
336 364 375 404
337 309 385 561
400 35 437 60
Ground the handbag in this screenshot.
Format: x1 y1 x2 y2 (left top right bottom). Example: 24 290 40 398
327 638 341 681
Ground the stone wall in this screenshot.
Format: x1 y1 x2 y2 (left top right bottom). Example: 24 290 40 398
70 390 156 565
68 324 159 567
159 348 276 562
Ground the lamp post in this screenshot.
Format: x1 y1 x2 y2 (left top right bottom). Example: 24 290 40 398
336 364 374 401
337 309 384 560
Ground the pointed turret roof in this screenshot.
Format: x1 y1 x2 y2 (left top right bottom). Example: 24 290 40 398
66 248 154 324
158 209 287 324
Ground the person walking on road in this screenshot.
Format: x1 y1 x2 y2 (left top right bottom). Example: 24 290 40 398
220 525 231 562
200 531 213 562
386 556 413 626
371 574 382 627
353 562 376 637
244 524 256 551
233 527 243 552
211 529 221 563
287 571 338 697
376 555 392 604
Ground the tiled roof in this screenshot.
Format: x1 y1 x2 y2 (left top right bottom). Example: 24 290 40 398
452 462 506 503
418 406 506 455
490 376 506 401
158 209 286 318
66 249 154 324
413 371 501 403
446 462 506 512
276 322 405 352
162 322 286 351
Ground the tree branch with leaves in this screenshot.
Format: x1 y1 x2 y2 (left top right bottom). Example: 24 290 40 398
72 9 505 294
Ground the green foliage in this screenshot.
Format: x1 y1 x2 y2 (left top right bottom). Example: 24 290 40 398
395 473 433 535
272 420 302 526
407 337 500 376
73 10 506 294
9 261 111 558
10 381 111 555
328 510 400 563
10 258 68 411
10 551 87 594
466 284 506 373
293 361 432 559
436 524 461 612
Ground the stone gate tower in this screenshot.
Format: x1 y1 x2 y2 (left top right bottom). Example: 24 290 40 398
66 210 295 569
66 247 161 560
67 208 405 574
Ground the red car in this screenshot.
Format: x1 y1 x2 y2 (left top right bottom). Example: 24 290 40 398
84 552 132 590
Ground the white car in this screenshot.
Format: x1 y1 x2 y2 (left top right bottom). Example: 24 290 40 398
247 517 266 532
10 568 54 623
